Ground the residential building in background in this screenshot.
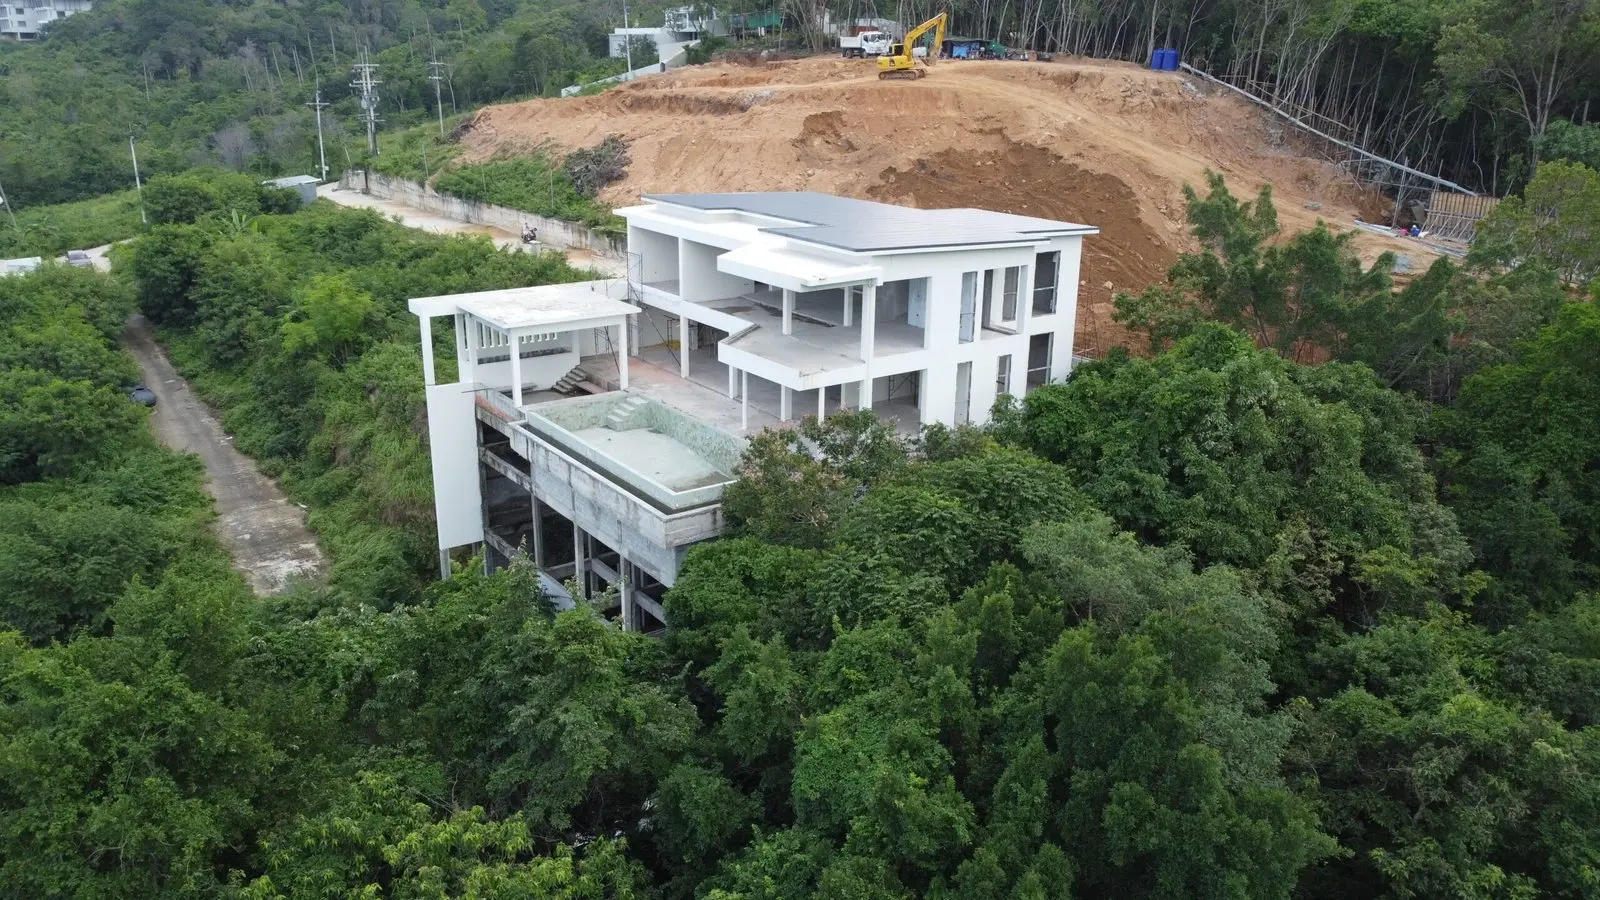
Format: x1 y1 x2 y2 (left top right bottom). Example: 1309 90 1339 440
409 191 1095 633
0 0 92 40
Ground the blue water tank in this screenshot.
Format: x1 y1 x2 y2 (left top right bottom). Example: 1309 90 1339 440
1160 48 1180 70
1150 50 1164 70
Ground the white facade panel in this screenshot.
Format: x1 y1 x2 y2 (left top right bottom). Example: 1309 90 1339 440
425 383 485 550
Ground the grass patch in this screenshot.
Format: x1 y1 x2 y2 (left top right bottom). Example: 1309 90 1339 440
434 145 626 233
0 190 145 258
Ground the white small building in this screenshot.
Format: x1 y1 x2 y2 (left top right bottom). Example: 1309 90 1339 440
409 192 1095 632
1 0 92 40
607 5 720 64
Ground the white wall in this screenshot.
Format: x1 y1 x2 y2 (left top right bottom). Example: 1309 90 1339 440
630 227 679 283
474 351 581 392
425 383 485 549
680 239 753 302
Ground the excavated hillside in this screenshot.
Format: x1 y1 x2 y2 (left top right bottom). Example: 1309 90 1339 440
457 56 1418 351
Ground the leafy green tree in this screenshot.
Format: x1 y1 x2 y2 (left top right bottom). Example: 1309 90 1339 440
1435 302 1600 618
1472 160 1600 286
1114 171 1393 359
281 272 380 364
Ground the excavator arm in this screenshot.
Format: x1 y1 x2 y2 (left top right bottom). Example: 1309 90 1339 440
877 12 947 79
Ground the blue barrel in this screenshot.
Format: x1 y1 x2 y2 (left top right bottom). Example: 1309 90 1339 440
1150 50 1164 69
1158 48 1178 70
1166 49 1181 70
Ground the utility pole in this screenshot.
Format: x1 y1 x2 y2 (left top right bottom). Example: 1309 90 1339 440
0 175 16 231
427 55 447 136
129 136 147 226
622 0 633 80
351 49 381 156
306 80 331 182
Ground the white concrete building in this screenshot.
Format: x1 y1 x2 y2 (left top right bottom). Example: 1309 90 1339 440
409 192 1095 633
1 0 92 39
607 5 720 64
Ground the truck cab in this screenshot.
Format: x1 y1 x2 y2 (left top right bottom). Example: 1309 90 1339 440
842 30 892 57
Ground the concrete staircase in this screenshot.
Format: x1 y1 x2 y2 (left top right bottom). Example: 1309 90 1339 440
551 365 591 395
604 395 650 430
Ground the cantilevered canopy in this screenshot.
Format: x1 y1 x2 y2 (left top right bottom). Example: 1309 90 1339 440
717 245 882 291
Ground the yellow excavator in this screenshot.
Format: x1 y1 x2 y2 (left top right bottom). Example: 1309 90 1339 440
877 12 947 79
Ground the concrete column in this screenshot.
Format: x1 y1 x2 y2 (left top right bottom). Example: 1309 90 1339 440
509 332 523 406
620 559 637 632
741 370 749 432
530 495 545 570
678 315 690 378
859 284 877 361
817 386 826 421
727 364 737 399
1015 265 1032 334
456 315 475 384
860 376 873 413
420 316 437 386
843 287 853 327
629 314 640 356
617 323 630 390
573 523 587 600
438 548 451 580
782 288 794 335
780 385 792 421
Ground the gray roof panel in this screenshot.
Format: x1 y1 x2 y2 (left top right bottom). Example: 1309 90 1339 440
640 191 1097 253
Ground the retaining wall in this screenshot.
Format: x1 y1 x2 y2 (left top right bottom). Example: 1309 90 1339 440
339 170 626 260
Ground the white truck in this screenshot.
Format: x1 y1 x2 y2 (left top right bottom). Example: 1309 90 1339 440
841 31 893 57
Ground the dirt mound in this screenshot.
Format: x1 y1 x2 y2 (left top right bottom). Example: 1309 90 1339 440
871 143 1174 351
461 56 1428 352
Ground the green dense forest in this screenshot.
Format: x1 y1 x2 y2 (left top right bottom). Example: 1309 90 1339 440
3 150 1599 894
0 0 667 209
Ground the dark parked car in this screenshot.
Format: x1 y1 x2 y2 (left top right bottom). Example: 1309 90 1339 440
127 385 157 406
66 250 93 268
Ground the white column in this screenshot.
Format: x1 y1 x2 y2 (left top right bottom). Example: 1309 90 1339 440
741 371 749 432
782 288 794 335
860 376 872 412
728 364 737 398
843 287 853 327
678 315 690 378
859 284 877 361
629 314 640 356
530 495 545 570
509 332 523 405
439 548 451 580
572 524 587 600
620 559 637 632
419 316 437 385
817 387 826 422
456 315 475 384
780 385 792 421
617 321 629 390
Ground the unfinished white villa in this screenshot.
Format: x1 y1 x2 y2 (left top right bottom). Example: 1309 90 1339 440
409 191 1096 633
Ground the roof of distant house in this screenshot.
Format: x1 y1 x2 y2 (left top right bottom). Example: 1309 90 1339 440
638 191 1098 253
264 175 320 187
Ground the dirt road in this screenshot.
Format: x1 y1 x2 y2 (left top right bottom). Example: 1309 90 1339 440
316 182 625 275
123 315 323 594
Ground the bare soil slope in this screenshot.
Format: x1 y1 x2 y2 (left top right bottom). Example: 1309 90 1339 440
460 56 1416 350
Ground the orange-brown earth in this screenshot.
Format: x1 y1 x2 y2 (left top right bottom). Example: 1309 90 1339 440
456 55 1423 351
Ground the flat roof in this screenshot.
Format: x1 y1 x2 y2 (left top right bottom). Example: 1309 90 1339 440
264 175 320 187
409 280 639 331
639 191 1098 253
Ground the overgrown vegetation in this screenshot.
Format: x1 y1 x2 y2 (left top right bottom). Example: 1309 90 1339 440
432 140 629 232
0 0 651 208
0 190 145 259
125 201 594 603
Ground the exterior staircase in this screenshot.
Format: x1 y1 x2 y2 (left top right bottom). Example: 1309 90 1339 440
604 394 650 430
551 365 591 395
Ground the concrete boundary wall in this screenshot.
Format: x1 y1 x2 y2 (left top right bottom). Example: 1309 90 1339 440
339 170 626 260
